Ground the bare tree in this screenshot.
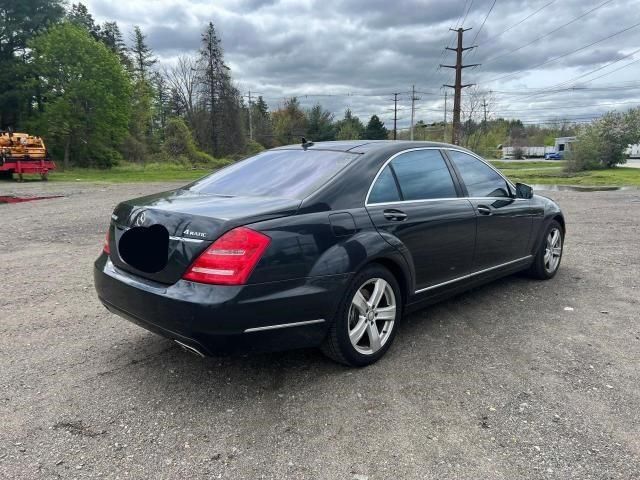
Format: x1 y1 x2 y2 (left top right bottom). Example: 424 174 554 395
164 55 199 126
461 88 495 150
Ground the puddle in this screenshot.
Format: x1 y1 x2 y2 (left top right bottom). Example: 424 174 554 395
530 185 640 192
0 195 64 204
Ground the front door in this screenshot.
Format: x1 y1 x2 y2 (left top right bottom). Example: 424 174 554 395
366 148 476 291
445 149 535 270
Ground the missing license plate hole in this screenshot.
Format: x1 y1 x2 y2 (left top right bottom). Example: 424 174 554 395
119 224 169 273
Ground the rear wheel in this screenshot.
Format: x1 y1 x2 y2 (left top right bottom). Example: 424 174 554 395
528 220 563 279
321 265 401 367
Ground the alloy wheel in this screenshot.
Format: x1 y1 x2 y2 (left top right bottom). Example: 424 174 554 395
544 227 562 274
348 278 397 355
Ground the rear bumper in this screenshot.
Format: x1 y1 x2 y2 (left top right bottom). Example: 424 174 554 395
94 254 350 355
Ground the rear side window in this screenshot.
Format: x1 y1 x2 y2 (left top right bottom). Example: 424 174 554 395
188 150 358 199
390 150 457 201
447 150 510 198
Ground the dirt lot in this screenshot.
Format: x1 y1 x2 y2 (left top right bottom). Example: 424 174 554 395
1 181 639 480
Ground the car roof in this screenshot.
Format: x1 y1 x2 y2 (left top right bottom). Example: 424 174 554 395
271 140 472 154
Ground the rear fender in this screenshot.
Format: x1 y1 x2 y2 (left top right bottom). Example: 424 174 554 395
309 230 414 302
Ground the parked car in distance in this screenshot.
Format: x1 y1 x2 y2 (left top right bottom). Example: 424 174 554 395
544 151 564 160
94 141 565 367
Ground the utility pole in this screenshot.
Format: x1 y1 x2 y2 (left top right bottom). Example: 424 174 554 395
441 27 480 145
247 90 253 141
410 85 419 141
443 91 448 142
482 96 488 124
392 92 399 140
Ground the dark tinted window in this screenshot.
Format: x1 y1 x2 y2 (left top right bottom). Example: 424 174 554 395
390 150 457 201
188 150 357 199
448 150 510 198
368 166 401 203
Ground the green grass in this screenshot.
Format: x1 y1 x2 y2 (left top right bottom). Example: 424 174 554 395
12 158 638 187
47 162 221 183
490 160 640 186
490 160 563 170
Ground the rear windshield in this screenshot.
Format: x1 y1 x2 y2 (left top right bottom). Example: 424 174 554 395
187 149 358 199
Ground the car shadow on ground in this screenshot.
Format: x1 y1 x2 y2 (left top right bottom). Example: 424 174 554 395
96 270 564 403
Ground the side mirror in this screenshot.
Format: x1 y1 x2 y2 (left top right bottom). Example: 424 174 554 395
515 182 533 199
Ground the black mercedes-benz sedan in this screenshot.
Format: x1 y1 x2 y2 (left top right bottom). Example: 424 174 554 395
94 140 565 366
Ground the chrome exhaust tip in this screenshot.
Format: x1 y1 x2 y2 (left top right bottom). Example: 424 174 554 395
174 339 205 358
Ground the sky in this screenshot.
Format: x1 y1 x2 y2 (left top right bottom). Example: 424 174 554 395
84 0 640 130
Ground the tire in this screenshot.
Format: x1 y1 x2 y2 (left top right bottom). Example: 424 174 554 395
527 220 563 280
321 264 402 367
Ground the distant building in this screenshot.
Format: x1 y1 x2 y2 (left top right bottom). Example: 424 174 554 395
554 137 577 154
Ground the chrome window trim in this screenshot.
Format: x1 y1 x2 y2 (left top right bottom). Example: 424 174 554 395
244 318 325 333
364 146 517 207
414 255 532 294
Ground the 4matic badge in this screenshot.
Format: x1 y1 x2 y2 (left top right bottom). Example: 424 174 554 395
183 228 207 238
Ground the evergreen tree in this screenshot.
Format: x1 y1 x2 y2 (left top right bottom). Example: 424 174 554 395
196 21 244 156
272 97 307 145
0 0 65 128
335 109 364 140
198 21 227 155
122 26 157 161
67 3 101 40
130 25 157 81
252 96 273 148
364 114 388 140
100 21 131 70
305 104 336 141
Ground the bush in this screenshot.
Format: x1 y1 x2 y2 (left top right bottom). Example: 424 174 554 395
512 146 525 160
121 135 148 163
163 117 217 165
244 139 264 156
566 108 640 172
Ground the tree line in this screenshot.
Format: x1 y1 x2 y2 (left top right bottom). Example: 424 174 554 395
1 1 634 170
0 1 391 169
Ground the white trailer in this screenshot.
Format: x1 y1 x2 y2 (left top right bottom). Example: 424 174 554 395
502 146 555 159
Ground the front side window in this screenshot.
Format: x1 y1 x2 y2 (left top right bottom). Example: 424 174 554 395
368 149 457 203
447 150 510 198
188 150 358 199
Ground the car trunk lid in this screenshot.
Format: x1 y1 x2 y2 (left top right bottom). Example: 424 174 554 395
108 189 300 284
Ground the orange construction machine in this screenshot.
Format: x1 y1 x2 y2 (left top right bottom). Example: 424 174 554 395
0 130 55 181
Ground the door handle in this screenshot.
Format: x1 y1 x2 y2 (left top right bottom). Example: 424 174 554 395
477 205 492 216
383 209 408 221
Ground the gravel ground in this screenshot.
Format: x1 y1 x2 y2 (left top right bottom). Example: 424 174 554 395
1 181 639 480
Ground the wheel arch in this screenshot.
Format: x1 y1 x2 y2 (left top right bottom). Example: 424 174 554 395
365 256 411 307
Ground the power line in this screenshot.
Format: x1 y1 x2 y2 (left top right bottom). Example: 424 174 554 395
480 0 557 44
481 0 614 65
482 20 640 84
466 0 498 58
514 47 640 102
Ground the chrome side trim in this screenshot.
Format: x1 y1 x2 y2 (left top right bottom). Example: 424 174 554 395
169 236 205 243
244 319 325 333
364 146 517 207
414 255 533 294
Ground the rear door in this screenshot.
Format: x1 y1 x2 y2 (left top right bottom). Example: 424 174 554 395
444 149 535 270
365 148 476 291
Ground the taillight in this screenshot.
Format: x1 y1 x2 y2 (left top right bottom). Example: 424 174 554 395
103 228 111 255
182 227 270 285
